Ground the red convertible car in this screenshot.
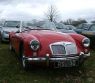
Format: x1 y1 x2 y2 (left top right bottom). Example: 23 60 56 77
9 22 90 69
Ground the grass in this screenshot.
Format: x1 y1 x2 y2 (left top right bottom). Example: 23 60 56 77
0 43 95 83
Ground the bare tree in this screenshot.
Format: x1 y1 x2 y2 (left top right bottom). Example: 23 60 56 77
63 18 87 26
45 5 58 22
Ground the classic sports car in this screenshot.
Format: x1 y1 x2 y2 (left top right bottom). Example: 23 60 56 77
9 22 90 69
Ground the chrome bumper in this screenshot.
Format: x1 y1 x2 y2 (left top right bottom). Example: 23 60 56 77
24 52 90 67
25 52 90 62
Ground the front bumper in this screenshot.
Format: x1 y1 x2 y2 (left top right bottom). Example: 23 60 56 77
24 52 90 67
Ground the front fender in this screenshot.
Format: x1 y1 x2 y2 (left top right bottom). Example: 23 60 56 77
69 33 90 54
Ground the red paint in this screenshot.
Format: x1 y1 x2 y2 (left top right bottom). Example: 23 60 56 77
9 30 90 57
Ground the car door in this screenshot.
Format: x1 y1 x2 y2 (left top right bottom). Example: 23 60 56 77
11 32 21 53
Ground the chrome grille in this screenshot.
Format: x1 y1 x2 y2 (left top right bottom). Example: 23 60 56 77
50 42 77 55
65 43 77 55
51 45 66 55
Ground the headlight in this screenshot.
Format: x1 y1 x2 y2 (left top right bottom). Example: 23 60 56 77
3 31 9 34
82 38 90 47
30 40 40 51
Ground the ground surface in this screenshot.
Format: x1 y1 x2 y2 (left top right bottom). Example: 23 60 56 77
0 43 95 83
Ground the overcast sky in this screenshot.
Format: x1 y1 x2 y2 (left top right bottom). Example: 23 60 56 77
0 0 95 22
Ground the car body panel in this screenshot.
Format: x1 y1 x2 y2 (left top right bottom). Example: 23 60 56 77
76 23 95 48
10 30 89 57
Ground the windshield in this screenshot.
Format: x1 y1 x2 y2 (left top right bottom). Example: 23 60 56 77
24 21 56 30
41 22 56 30
90 25 95 31
3 21 20 27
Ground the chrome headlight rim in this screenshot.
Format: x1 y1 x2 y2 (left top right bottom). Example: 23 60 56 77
30 40 40 51
82 38 90 47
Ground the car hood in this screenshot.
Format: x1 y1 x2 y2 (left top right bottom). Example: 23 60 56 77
22 30 79 57
2 27 19 32
24 30 75 43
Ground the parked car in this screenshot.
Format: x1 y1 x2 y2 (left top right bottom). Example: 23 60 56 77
0 20 21 42
66 25 76 30
75 23 91 34
81 24 95 48
55 23 76 33
9 22 90 69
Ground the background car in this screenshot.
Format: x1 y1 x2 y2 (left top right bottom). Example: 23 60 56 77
66 25 76 30
0 20 21 42
75 23 92 34
55 23 76 33
81 24 95 48
9 22 90 69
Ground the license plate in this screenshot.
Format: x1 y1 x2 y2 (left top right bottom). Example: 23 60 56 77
54 60 76 68
64 60 76 67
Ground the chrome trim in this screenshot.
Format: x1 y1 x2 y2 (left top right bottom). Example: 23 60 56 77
27 58 46 61
80 52 90 57
25 52 90 62
82 38 90 47
26 56 79 61
30 39 40 51
49 41 66 55
84 52 90 57
49 56 79 61
49 41 77 55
